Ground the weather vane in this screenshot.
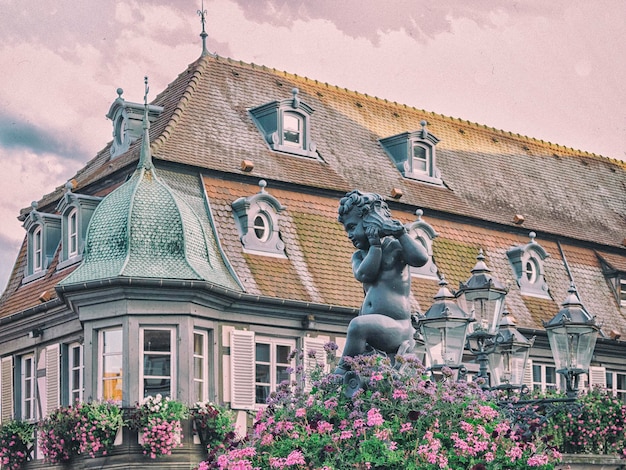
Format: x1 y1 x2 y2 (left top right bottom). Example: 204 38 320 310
197 0 209 56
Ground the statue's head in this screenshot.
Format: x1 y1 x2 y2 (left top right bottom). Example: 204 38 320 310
338 190 391 230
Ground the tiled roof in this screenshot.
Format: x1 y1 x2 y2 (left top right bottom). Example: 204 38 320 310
2 53 625 333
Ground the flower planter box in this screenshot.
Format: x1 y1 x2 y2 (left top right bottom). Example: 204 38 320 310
559 454 625 469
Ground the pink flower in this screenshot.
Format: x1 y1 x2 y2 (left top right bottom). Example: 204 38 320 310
366 408 384 427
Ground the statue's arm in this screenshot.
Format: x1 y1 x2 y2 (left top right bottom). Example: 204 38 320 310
352 227 383 283
395 230 429 268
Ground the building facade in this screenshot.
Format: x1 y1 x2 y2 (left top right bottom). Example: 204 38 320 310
1 52 625 467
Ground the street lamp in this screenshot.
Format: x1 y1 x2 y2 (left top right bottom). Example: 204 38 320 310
488 310 535 391
417 278 472 378
457 250 508 381
544 283 600 398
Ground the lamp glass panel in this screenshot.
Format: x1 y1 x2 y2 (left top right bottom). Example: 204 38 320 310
547 325 598 372
489 344 529 387
422 321 467 367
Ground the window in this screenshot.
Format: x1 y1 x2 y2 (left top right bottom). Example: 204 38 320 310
411 143 430 175
141 328 175 399
507 232 551 299
232 181 286 257
379 121 442 185
68 343 84 404
21 355 36 421
22 204 61 281
254 338 294 405
532 363 558 392
106 90 163 159
606 371 626 402
68 208 78 258
230 330 295 409
249 88 317 158
55 186 101 269
283 112 303 148
621 279 626 307
100 329 123 403
33 227 43 273
193 331 209 403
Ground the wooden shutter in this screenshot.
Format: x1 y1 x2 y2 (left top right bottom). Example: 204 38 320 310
588 366 606 390
522 359 534 390
46 345 60 414
302 337 328 392
230 330 255 410
1 357 13 421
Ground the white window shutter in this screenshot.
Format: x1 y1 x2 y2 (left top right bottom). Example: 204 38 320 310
46 345 60 414
588 366 606 390
230 330 255 410
523 359 534 389
302 337 328 393
1 357 13 421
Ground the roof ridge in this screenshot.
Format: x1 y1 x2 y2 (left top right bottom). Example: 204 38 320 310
212 54 622 165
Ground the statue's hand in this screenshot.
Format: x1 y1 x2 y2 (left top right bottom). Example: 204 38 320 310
384 219 407 238
365 225 381 247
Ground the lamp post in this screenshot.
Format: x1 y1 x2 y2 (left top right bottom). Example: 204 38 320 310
488 311 535 391
456 250 508 383
544 283 600 398
417 278 472 379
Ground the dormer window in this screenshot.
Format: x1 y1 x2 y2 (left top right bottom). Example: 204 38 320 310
380 120 442 185
250 88 317 158
507 232 551 299
56 182 102 269
106 88 163 159
22 202 61 282
596 252 626 307
231 180 286 257
407 209 439 279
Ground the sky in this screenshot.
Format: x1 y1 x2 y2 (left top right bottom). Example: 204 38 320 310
0 0 625 293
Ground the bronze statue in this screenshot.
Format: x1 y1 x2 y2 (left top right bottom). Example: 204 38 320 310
335 190 429 375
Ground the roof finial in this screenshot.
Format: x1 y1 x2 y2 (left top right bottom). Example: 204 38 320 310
139 76 153 170
197 0 209 57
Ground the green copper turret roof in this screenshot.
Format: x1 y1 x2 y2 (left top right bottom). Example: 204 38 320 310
61 78 241 289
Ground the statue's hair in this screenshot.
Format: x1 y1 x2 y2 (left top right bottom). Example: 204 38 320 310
338 190 391 226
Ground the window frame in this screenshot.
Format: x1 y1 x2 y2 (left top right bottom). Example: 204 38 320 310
620 279 626 307
606 370 626 402
98 328 124 404
21 354 36 421
139 327 176 400
32 226 43 273
532 363 558 393
193 330 209 403
67 208 79 258
410 141 431 176
254 337 296 406
68 342 84 404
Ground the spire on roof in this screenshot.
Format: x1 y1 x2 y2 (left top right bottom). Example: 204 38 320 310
197 1 210 57
138 76 153 170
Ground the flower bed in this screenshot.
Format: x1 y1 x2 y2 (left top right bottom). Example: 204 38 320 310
202 351 561 470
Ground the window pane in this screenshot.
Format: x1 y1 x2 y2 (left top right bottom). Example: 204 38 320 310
144 378 171 397
194 333 204 356
532 364 541 383
194 357 204 380
256 364 270 384
144 330 171 352
545 366 556 384
144 355 171 377
103 330 122 354
256 343 270 363
103 378 122 402
617 373 626 390
276 366 290 384
104 355 122 375
194 382 203 403
276 345 291 364
412 144 428 173
72 346 81 366
256 385 270 404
